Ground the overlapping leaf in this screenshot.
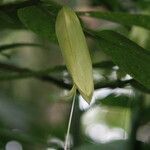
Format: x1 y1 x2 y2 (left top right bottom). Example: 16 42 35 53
76 140 128 150
97 94 135 108
86 29 150 89
81 11 150 30
18 6 56 41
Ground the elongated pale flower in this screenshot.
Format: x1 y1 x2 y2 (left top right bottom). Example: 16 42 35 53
55 6 94 103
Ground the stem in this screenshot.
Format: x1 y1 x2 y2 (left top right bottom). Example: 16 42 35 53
0 62 149 93
64 93 76 150
0 0 40 11
71 94 82 147
0 43 45 52
129 93 144 150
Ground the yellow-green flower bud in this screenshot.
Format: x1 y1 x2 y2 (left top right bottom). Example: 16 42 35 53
55 6 94 103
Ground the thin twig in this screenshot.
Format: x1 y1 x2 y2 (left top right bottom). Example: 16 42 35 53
0 0 40 11
64 92 76 150
0 62 149 93
0 61 113 73
0 43 46 52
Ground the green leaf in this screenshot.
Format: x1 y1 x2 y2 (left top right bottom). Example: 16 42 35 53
0 11 18 29
81 11 150 30
18 5 57 41
92 0 122 11
75 140 128 150
75 140 150 150
86 29 150 89
0 43 44 52
97 94 135 108
56 7 94 103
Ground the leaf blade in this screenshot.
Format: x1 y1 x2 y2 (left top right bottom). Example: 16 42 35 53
18 6 56 41
86 29 150 89
81 11 150 30
56 7 94 102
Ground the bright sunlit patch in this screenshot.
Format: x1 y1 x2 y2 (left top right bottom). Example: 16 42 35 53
93 70 105 81
137 123 150 143
79 88 113 110
46 148 57 150
108 70 118 80
5 141 22 150
121 74 132 80
47 137 64 148
113 87 134 96
113 66 119 70
85 123 127 143
82 106 109 126
79 85 134 110
81 102 131 143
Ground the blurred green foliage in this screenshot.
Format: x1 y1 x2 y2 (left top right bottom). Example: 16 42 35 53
0 0 149 150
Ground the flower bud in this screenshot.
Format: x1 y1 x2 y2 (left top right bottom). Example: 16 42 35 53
55 6 94 103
